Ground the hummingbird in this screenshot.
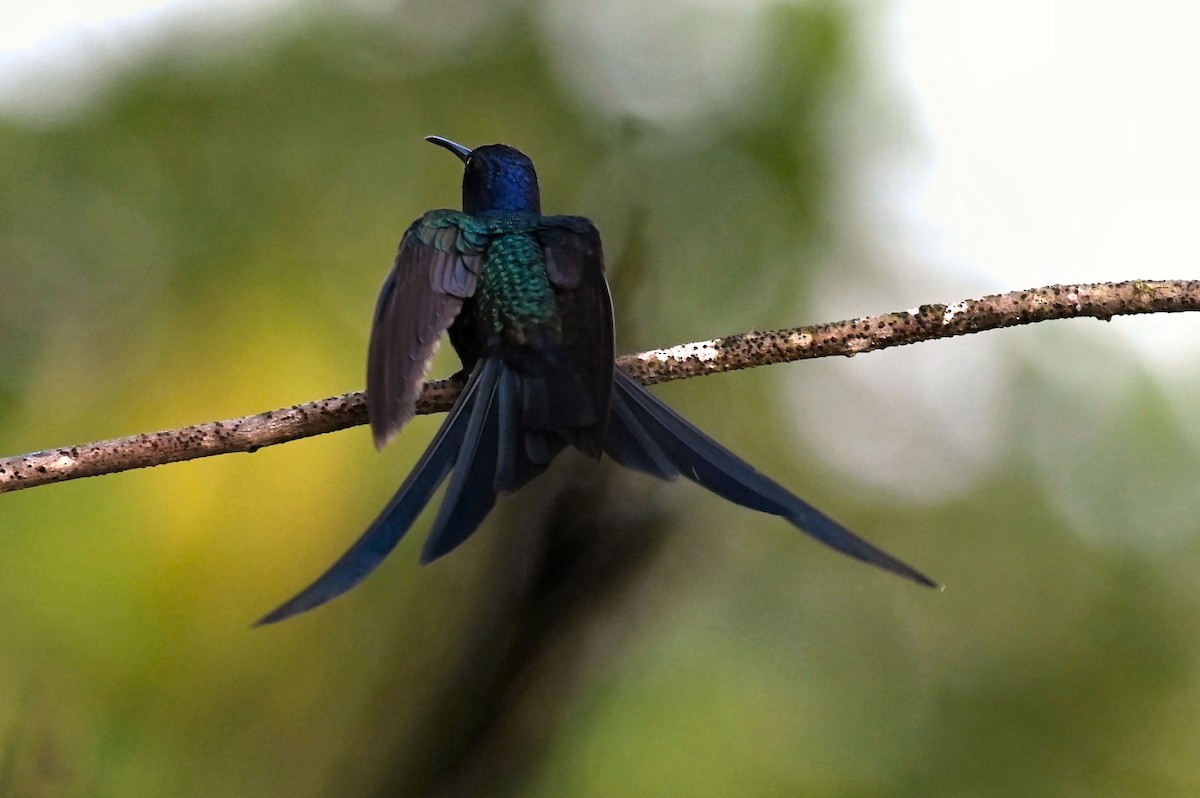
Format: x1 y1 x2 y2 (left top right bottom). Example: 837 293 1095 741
257 137 935 624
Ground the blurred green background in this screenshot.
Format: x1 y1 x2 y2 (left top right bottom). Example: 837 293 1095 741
3 2 1200 796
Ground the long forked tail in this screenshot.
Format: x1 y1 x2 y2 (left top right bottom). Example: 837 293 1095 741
604 369 937 588
257 358 512 625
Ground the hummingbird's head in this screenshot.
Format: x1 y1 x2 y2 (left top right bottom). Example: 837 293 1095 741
426 136 542 215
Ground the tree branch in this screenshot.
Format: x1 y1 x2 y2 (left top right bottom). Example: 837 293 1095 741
2 279 1196 494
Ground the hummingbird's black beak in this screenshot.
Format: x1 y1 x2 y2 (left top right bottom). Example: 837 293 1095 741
425 136 472 163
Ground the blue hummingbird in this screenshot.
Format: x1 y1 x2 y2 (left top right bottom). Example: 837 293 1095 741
257 137 934 624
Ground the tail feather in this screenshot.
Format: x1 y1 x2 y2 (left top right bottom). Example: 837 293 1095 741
494 365 520 493
494 366 552 493
420 359 504 564
605 386 678 480
607 369 937 588
255 360 495 626
419 349 606 563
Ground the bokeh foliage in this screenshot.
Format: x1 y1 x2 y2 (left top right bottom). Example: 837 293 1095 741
3 2 1200 796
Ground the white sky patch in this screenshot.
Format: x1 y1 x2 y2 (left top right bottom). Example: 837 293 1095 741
891 0 1200 369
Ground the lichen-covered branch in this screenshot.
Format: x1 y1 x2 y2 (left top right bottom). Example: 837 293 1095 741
2 279 1196 494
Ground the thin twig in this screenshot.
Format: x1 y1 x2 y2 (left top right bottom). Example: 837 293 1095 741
2 279 1196 494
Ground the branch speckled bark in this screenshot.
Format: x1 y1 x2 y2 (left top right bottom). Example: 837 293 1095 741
2 279 1196 494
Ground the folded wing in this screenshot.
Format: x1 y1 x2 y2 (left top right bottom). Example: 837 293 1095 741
367 210 487 448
